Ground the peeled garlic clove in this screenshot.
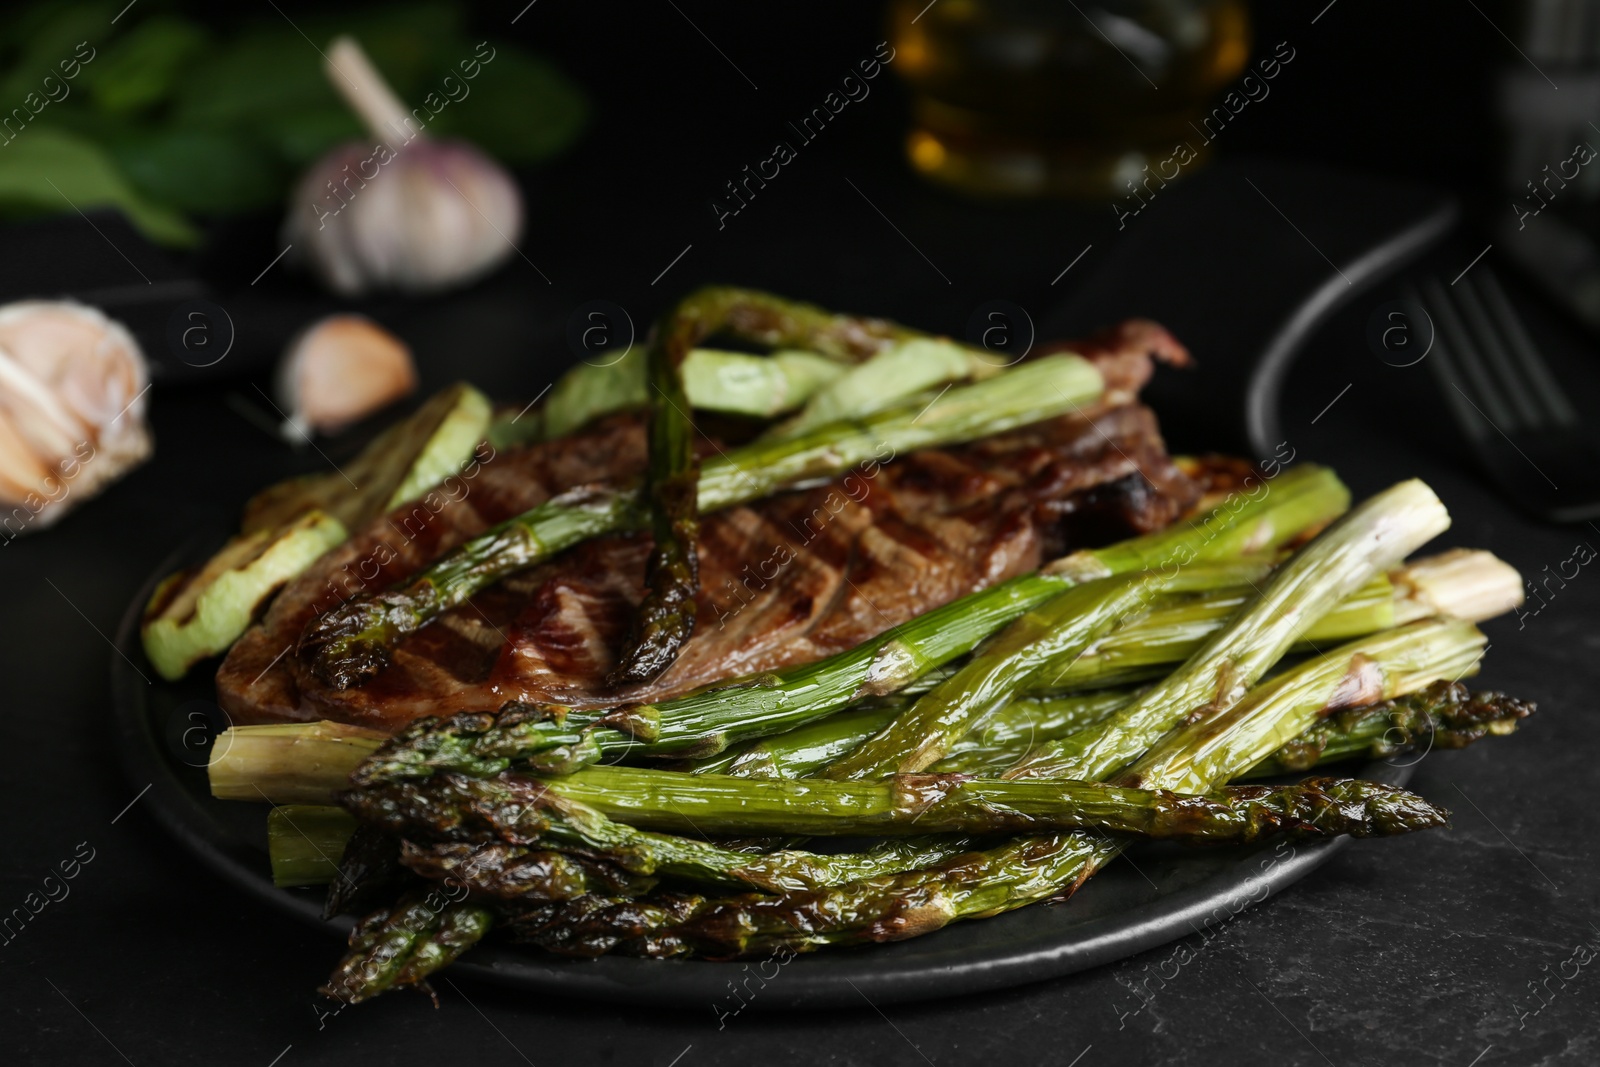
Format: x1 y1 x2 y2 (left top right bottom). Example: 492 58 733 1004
0 407 55 504
0 299 151 531
0 343 82 461
282 37 525 296
276 314 417 438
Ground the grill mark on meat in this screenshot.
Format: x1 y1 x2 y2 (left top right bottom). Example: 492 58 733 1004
659 504 855 688
504 539 646 682
703 512 841 634
218 340 1199 733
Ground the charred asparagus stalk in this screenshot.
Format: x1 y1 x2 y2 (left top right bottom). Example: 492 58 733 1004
298 353 1106 689
342 464 1348 785
607 293 703 688
274 798 983 896
343 776 982 893
1125 618 1485 793
351 764 1447 843
397 841 621 902
400 835 980 898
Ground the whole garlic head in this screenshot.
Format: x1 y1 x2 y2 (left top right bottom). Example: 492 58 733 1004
283 37 525 296
276 314 417 438
0 300 151 531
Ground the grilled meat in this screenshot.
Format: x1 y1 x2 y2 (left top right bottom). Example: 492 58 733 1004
217 327 1197 733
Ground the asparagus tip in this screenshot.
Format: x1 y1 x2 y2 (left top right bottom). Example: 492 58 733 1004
321 895 492 1005
1308 777 1451 837
1230 777 1451 839
298 595 402 689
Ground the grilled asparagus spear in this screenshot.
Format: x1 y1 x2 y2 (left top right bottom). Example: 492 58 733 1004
1006 480 1452 781
607 291 704 688
347 765 1449 843
683 691 1133 779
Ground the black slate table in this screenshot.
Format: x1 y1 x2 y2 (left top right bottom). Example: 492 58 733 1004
4 3 1596 1064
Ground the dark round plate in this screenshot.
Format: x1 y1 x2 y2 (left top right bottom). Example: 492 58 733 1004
112 536 1415 1009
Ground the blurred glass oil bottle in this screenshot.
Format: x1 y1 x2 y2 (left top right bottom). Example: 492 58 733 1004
891 0 1251 198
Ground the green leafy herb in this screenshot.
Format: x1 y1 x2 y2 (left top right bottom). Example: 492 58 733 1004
0 2 588 245
0 126 199 245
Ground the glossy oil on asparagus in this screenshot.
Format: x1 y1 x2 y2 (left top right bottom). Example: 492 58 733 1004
497 485 1470 958
346 764 1449 844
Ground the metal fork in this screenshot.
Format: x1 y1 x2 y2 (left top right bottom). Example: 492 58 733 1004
1411 265 1600 523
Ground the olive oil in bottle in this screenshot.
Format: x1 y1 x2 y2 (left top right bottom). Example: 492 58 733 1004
891 0 1251 198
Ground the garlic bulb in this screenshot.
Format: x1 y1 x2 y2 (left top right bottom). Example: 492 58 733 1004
0 300 151 531
283 36 525 296
276 314 416 438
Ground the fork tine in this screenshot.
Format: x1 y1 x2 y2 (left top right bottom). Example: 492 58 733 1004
1421 276 1519 431
1410 282 1490 440
1454 273 1546 428
1477 268 1580 427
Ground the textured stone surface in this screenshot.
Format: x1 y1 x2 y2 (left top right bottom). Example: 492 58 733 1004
5 6 1591 1061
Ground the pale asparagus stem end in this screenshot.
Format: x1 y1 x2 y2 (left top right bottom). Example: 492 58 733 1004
210 722 381 805
1042 554 1114 582
1391 548 1524 624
